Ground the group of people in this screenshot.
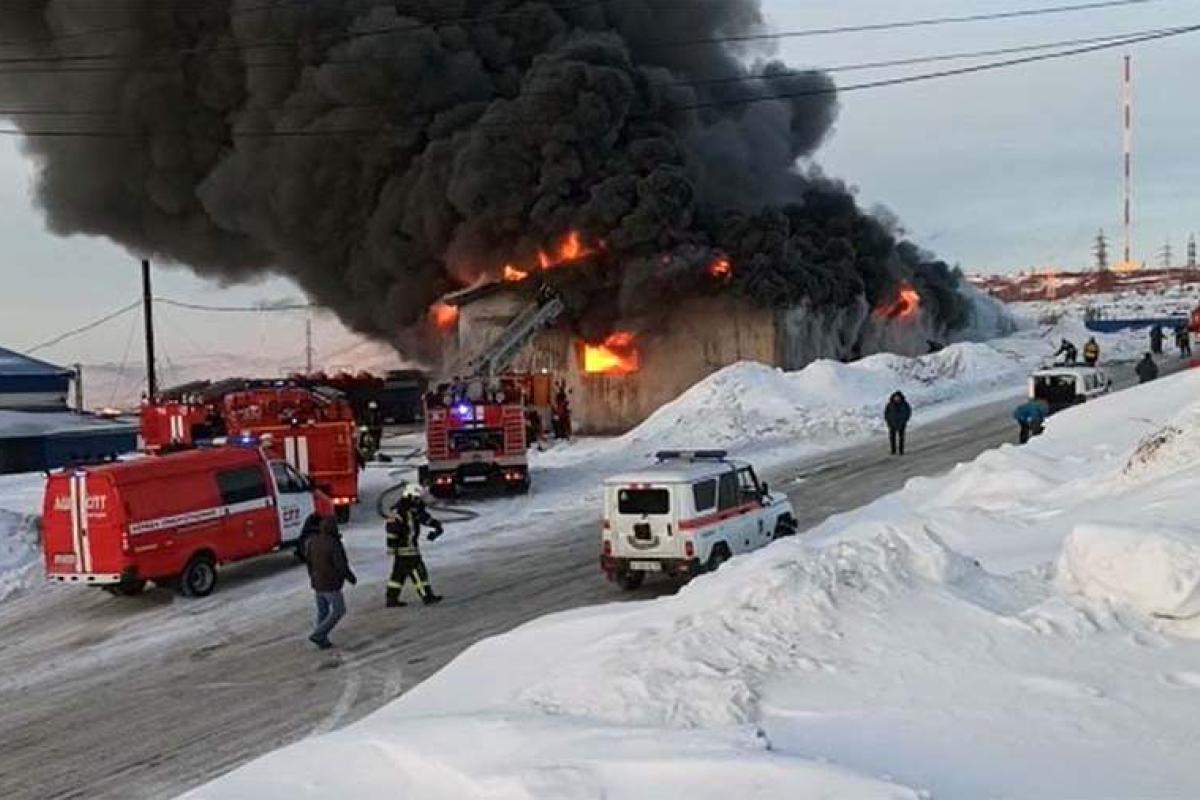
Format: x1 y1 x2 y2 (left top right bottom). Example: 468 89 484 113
1053 337 1102 366
300 483 446 650
1148 323 1192 359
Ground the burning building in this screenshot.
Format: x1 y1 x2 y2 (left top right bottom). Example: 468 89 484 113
438 264 941 434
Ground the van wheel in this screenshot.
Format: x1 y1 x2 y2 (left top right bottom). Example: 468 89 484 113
706 545 731 573
774 515 798 540
179 554 218 598
104 579 147 597
616 571 644 591
335 505 351 524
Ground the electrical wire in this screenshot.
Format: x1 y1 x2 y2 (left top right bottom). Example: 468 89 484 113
0 0 1170 65
155 297 316 313
0 21 1193 138
25 299 141 354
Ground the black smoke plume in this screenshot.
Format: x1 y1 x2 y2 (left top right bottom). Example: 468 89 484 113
0 0 968 345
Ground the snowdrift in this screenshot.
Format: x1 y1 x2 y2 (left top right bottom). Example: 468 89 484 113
0 509 39 603
190 367 1200 797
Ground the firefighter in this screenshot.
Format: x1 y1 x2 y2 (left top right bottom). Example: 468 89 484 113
884 391 912 456
385 484 445 607
1082 337 1100 366
1150 324 1164 356
1013 399 1048 445
1136 352 1159 384
1054 338 1078 365
552 381 572 440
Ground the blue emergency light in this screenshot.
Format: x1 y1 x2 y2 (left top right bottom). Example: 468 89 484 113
453 403 474 421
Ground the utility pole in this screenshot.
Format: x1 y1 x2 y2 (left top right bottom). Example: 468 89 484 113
1159 239 1172 269
1093 229 1109 271
1121 54 1134 269
142 259 158 402
73 363 83 412
305 315 314 374
1188 234 1197 269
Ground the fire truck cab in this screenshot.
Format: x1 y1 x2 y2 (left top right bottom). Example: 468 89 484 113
423 378 529 498
42 446 334 597
600 451 797 590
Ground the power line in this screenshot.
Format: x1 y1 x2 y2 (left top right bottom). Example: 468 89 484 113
0 21 1193 138
25 299 140 354
0 0 1170 66
155 297 316 313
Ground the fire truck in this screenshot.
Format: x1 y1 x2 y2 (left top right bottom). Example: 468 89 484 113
422 288 565 498
43 444 335 597
140 380 360 521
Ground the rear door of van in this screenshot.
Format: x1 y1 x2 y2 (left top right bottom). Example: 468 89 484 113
611 483 681 563
43 471 127 582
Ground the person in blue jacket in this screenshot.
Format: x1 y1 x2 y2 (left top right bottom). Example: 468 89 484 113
1013 399 1048 445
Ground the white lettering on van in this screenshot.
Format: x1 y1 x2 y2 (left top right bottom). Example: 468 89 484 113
53 494 108 513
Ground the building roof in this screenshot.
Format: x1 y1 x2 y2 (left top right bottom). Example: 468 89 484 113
441 280 525 308
0 346 71 379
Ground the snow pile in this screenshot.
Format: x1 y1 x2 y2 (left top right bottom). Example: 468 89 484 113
624 342 1025 451
191 368 1200 799
0 509 40 602
1059 523 1200 619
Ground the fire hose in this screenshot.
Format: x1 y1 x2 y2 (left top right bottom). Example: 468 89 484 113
375 476 480 524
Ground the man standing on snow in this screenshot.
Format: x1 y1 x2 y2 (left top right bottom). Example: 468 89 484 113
1175 325 1192 358
884 391 912 456
1150 324 1164 356
1135 352 1159 384
1013 399 1048 445
385 484 445 608
304 515 357 650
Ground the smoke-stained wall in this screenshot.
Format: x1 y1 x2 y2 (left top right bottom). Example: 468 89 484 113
0 1 969 353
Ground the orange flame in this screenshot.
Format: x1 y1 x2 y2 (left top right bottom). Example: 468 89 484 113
538 230 593 271
503 264 530 282
874 281 921 321
709 255 733 280
430 302 460 330
584 332 640 375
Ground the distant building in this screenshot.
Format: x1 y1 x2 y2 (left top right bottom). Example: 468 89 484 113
0 348 136 474
0 346 73 411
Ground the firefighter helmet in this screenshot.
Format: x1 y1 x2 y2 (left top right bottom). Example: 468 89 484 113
400 483 424 500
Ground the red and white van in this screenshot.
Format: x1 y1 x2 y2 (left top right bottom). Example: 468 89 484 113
42 446 334 597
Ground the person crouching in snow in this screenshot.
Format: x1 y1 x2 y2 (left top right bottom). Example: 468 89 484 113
304 515 357 650
884 391 912 456
1013 399 1048 445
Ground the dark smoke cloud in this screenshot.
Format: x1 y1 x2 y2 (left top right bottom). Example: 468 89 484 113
0 0 967 345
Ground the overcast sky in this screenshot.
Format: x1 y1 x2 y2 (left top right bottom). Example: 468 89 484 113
2 0 1198 365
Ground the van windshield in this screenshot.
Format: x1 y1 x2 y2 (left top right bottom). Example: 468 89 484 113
618 488 670 515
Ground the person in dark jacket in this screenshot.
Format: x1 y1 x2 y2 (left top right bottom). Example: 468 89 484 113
884 391 912 456
304 515 357 650
385 484 445 608
1175 325 1192 358
1150 324 1164 355
1013 399 1048 445
1054 339 1078 365
1135 352 1159 384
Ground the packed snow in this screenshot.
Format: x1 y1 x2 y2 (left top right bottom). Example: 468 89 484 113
187 356 1200 796
0 508 39 602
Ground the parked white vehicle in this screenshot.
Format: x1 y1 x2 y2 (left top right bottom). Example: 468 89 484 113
1030 365 1111 414
600 450 797 590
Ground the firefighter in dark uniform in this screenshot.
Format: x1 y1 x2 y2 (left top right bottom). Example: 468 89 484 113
385 484 444 607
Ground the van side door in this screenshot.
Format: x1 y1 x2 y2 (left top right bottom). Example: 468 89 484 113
215 465 274 559
716 470 752 554
736 466 772 548
270 461 315 546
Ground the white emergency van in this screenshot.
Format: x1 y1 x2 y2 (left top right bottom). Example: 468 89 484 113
600 450 797 590
1030 365 1111 414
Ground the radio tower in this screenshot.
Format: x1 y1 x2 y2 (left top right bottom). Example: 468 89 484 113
1120 54 1135 271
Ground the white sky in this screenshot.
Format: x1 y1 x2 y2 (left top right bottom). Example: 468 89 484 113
1 0 1197 365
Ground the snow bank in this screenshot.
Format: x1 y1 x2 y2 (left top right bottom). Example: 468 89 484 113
192 368 1200 800
1059 524 1200 619
623 342 1025 451
0 509 40 602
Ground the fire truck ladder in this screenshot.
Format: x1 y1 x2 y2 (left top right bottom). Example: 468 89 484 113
471 291 565 378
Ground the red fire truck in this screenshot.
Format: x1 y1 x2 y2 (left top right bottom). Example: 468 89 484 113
43 445 334 597
423 382 530 498
139 381 360 521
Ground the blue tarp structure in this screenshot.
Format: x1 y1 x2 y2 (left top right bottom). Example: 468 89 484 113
0 410 137 475
0 346 72 411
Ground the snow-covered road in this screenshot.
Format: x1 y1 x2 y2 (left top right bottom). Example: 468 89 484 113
0 353 1173 799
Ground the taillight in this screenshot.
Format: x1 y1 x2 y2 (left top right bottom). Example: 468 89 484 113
603 540 612 556
684 540 695 558
602 519 610 530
